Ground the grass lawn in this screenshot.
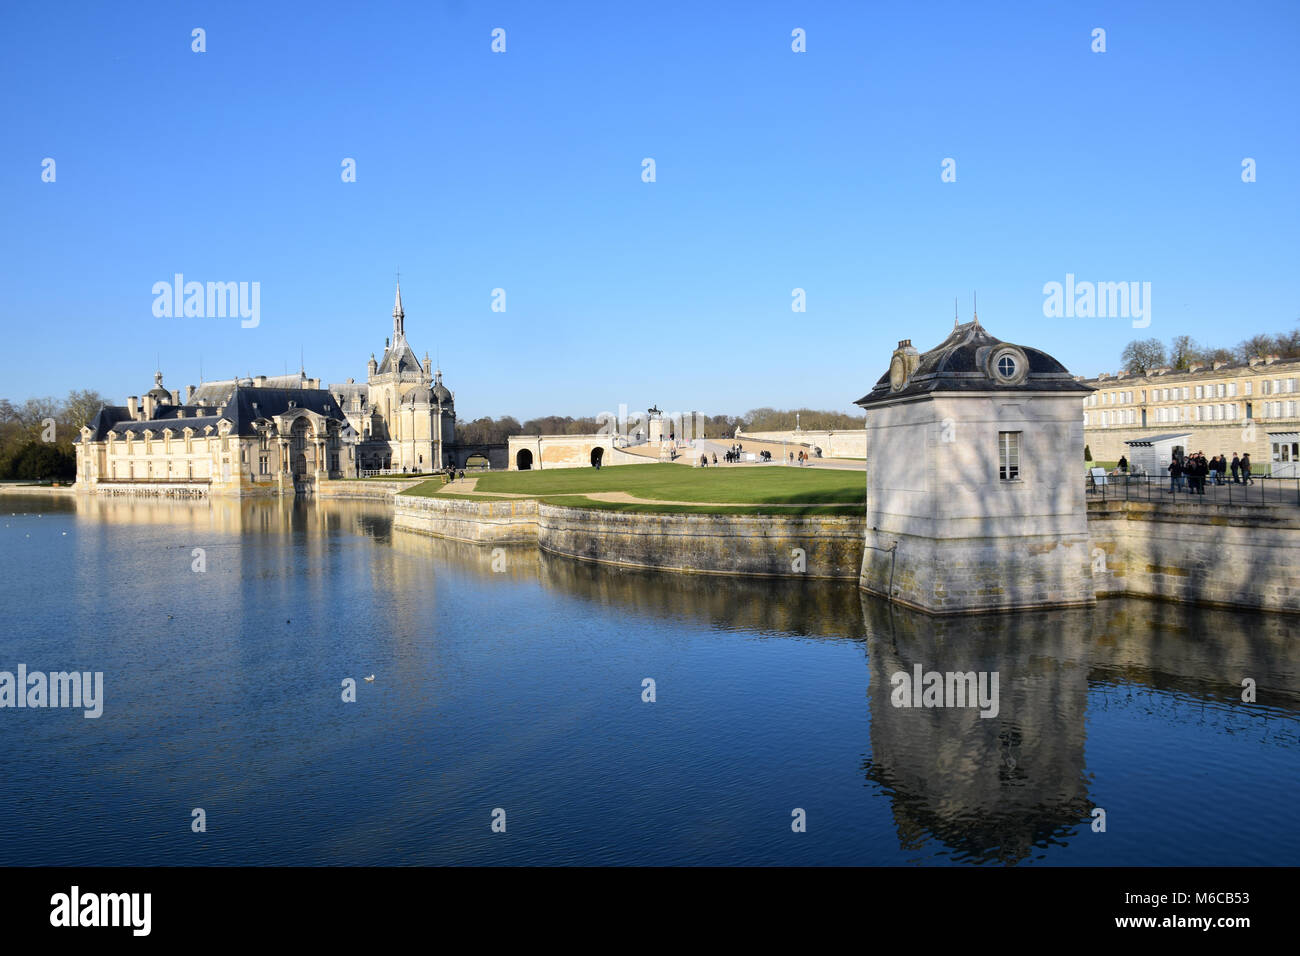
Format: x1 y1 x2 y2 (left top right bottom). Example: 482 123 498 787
401 462 864 515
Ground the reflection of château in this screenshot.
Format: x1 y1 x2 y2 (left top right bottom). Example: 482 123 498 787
74 284 462 496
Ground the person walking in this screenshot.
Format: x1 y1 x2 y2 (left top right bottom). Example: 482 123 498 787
1241 453 1253 485
712 453 717 465
1168 455 1181 494
1230 453 1241 483
1118 455 1128 474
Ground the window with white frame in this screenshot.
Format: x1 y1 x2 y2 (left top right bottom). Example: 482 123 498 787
998 431 1021 481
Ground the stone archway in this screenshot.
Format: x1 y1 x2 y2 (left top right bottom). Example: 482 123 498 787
516 448 533 470
290 418 315 479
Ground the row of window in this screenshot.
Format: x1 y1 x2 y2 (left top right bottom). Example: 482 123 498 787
1086 401 1300 427
1089 377 1298 406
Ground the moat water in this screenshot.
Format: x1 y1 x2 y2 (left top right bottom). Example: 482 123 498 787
0 494 1296 866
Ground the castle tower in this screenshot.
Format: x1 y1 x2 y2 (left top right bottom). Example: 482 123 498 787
854 318 1096 614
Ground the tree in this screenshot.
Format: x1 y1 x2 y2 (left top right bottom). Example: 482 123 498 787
63 389 110 430
1237 334 1276 362
1120 339 1167 374
1169 335 1200 370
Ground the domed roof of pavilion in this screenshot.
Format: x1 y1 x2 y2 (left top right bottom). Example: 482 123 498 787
854 317 1093 408
146 371 173 404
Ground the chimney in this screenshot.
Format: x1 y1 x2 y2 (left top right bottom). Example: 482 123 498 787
185 384 196 403
1249 357 1261 366
309 378 319 389
1187 363 1202 373
1265 354 1280 365
254 375 267 387
171 389 181 405
127 396 139 419
1213 360 1227 370
1116 370 1128 379
142 394 156 420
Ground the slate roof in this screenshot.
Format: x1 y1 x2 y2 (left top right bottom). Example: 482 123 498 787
376 340 423 376
855 320 1093 407
81 387 349 441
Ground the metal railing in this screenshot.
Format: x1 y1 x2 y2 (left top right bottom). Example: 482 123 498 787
1085 471 1300 506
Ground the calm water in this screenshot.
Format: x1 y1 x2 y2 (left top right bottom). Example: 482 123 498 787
0 494 1296 866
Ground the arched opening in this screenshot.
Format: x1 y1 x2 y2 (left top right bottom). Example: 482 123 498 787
290 418 313 479
590 447 604 467
466 454 489 469
516 448 533 470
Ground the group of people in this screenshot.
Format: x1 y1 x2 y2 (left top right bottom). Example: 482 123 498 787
1116 452 1255 495
443 467 467 483
723 443 745 463
790 450 813 466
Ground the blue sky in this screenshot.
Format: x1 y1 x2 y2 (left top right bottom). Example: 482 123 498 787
2 0 1297 421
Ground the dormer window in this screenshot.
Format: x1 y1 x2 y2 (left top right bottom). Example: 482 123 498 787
989 346 1028 385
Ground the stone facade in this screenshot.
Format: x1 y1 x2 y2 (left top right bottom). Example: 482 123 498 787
856 319 1095 614
74 373 358 497
328 284 457 473
506 434 648 470
1081 355 1300 469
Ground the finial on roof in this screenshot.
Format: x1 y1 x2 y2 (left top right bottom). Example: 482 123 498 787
954 297 959 329
972 291 980 326
154 369 164 387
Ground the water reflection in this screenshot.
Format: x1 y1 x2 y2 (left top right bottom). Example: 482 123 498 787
7 493 1294 865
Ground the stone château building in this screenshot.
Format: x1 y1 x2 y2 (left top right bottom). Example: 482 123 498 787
1080 354 1300 471
328 283 457 473
74 284 466 496
75 371 358 496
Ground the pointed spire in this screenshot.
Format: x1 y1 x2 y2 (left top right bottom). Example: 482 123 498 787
954 297 959 329
392 280 405 339
972 291 980 326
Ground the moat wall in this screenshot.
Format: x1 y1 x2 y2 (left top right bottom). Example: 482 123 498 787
1087 499 1300 613
535 505 865 579
393 495 539 544
388 493 1300 611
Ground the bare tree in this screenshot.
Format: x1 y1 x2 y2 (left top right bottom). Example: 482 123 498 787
1120 338 1167 374
1237 334 1277 362
63 389 111 430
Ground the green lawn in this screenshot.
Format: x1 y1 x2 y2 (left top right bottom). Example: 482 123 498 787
400 462 864 514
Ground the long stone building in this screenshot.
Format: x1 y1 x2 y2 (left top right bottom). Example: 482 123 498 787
74 284 486 496
1081 354 1300 472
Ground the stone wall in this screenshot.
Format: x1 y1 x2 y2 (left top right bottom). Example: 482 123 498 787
316 479 417 501
1087 499 1300 613
392 494 539 544
1085 421 1278 468
536 504 865 580
737 429 867 459
507 434 651 470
